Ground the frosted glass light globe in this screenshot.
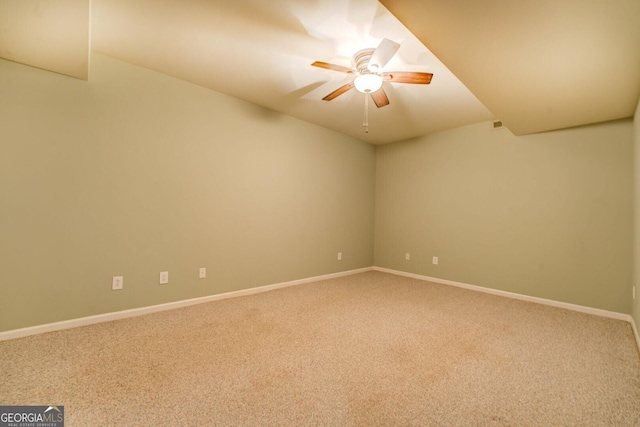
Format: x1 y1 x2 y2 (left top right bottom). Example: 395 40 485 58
354 73 383 93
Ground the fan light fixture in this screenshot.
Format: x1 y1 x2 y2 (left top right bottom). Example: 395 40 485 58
354 73 383 93
311 38 434 133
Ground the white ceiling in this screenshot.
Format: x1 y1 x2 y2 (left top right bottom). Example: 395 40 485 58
1 0 639 144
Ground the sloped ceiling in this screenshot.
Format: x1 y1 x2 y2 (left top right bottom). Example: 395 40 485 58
0 0 89 80
381 0 640 135
1 0 639 143
88 0 494 144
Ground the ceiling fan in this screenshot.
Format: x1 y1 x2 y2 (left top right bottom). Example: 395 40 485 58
311 38 433 108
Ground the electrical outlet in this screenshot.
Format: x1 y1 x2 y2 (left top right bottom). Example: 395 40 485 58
405 253 410 261
112 276 123 290
432 256 439 265
159 271 169 284
199 267 206 279
337 252 342 261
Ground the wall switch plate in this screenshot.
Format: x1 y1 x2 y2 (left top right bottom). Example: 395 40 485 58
199 267 206 279
112 276 123 290
337 252 342 261
634 286 636 300
159 271 169 284
432 256 439 265
405 253 410 261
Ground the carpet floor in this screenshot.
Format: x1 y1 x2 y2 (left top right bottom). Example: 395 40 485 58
1 271 639 426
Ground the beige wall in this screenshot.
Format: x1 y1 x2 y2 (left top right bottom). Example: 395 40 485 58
634 97 640 329
1 52 636 334
375 120 633 313
0 54 376 332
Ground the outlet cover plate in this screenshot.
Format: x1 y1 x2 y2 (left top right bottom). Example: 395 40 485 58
159 271 169 284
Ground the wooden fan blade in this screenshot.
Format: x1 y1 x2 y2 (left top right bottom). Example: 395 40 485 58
369 38 400 70
322 82 355 101
311 61 355 74
384 72 433 84
370 88 390 108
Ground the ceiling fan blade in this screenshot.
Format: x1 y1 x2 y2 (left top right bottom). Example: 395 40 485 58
369 38 400 70
311 61 355 74
322 82 355 101
370 88 390 108
384 72 433 84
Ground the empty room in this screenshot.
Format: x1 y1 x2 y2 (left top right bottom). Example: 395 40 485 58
1 0 639 425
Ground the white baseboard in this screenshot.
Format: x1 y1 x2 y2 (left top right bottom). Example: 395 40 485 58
3 266 639 355
0 267 373 342
374 267 640 354
373 267 634 323
378 265 639 355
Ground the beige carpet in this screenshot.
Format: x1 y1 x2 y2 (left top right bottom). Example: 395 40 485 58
2 271 639 426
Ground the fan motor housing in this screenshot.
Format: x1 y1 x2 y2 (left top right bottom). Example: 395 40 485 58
353 48 376 73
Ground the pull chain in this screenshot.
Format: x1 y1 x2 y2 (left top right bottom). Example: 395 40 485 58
363 95 369 133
